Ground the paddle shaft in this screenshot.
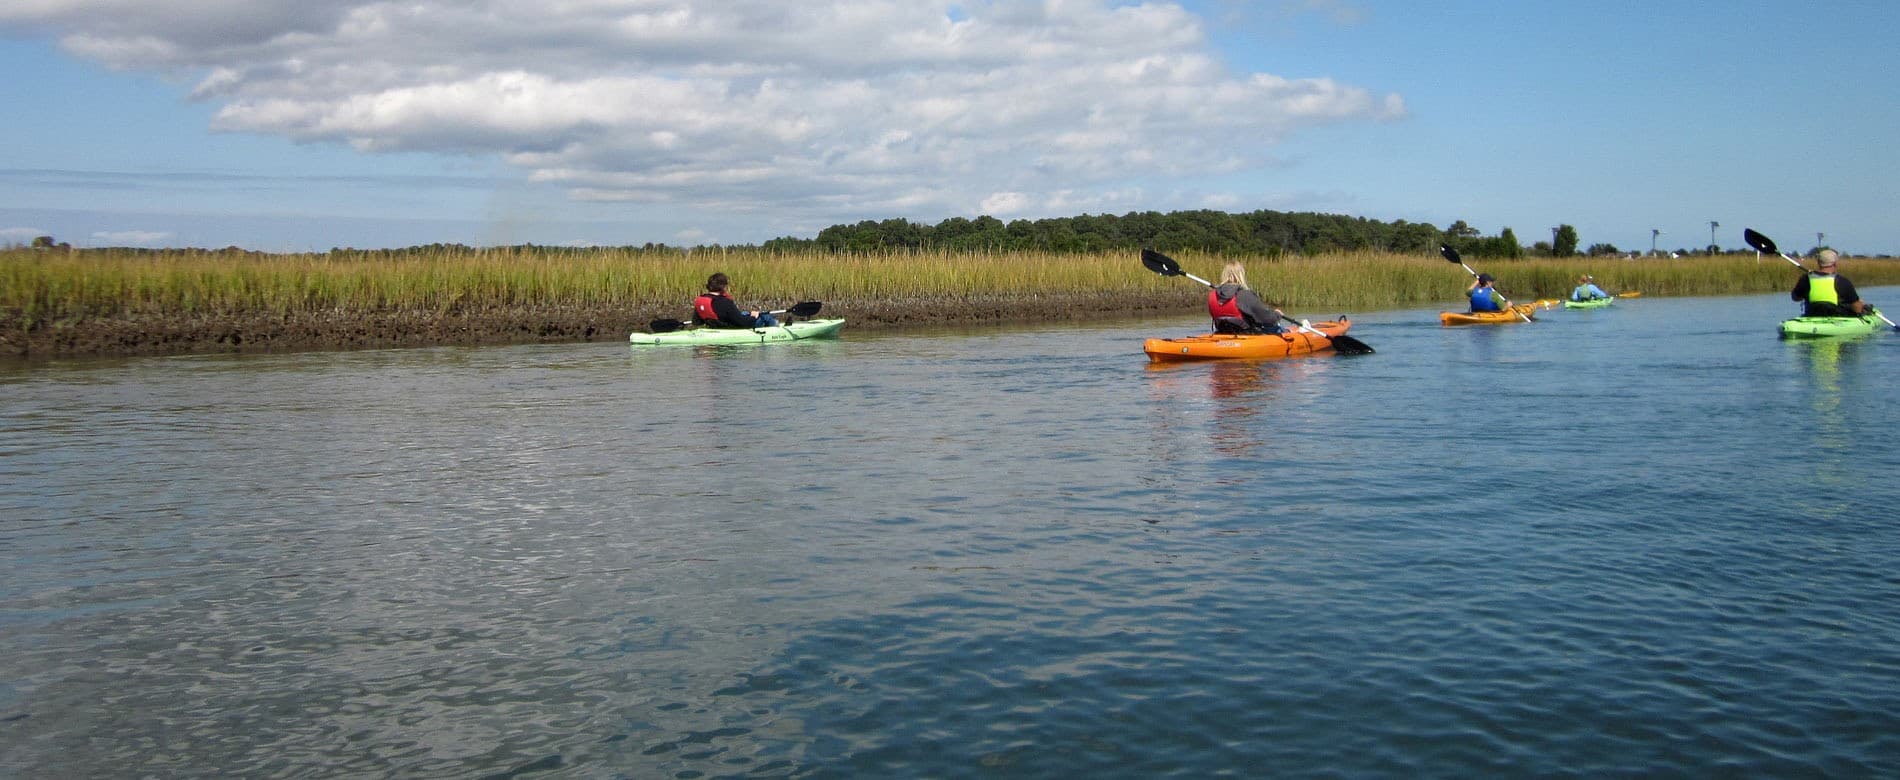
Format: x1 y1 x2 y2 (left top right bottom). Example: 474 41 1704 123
649 300 823 333
1139 248 1372 353
1460 268 1531 322
1440 245 1530 322
1169 269 1335 338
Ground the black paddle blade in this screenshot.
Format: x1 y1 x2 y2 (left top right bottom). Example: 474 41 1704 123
1439 244 1462 264
1742 228 1777 255
1140 248 1183 276
1328 334 1375 355
649 318 687 333
787 300 823 317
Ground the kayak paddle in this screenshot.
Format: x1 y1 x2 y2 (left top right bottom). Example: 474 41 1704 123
649 300 823 333
1440 244 1532 322
1743 228 1898 331
1140 249 1374 355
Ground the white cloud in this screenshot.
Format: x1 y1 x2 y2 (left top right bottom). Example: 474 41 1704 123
3 0 1406 227
91 229 174 246
979 191 1032 216
2 226 48 245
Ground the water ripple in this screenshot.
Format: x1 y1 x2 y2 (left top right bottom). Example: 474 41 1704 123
4 300 1900 777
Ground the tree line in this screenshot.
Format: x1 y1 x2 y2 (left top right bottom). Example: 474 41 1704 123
760 209 1620 258
20 210 1681 258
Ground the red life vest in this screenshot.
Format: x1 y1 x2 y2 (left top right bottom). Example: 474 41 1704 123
1207 289 1243 321
693 292 726 323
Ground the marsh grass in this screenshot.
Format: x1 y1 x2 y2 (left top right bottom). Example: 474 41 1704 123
7 246 1900 323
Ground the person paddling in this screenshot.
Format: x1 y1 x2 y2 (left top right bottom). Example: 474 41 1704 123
693 272 779 328
1570 275 1610 302
1467 274 1505 313
1207 262 1286 334
1791 250 1869 317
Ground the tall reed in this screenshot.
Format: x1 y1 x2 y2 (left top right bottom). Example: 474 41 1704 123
6 246 1898 322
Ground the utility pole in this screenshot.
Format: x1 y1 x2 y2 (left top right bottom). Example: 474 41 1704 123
1550 226 1560 257
1817 232 1826 250
1709 221 1719 253
1651 228 1662 256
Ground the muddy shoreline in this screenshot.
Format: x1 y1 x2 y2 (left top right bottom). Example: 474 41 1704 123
0 291 1202 360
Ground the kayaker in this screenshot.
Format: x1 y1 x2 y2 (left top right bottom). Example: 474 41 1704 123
1791 250 1868 317
1570 275 1610 302
1467 274 1504 312
1208 262 1286 334
693 272 779 328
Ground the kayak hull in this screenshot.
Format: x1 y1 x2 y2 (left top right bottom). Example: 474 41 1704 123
1440 304 1538 326
1143 319 1352 362
630 318 846 345
1778 313 1884 339
1562 297 1615 309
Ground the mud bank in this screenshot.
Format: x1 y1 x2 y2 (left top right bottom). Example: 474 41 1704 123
1 291 1201 360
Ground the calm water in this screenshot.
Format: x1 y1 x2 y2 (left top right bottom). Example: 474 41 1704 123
4 290 1898 778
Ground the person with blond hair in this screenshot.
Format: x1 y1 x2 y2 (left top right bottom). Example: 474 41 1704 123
1791 249 1867 316
1206 262 1285 334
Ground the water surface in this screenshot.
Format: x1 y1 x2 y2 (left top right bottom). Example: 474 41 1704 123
4 290 1898 777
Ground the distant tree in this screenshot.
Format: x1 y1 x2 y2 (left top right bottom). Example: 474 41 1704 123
1586 243 1621 256
1553 224 1579 257
1475 227 1524 258
1390 221 1442 253
1441 220 1495 256
29 235 72 252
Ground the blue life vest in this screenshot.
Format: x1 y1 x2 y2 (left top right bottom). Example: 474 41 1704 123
1469 288 1501 312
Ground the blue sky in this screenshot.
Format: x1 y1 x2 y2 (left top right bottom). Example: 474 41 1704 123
2 1 1896 254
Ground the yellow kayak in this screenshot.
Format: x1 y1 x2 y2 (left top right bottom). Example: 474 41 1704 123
1440 303 1538 326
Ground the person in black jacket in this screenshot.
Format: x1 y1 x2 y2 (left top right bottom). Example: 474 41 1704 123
1791 250 1867 317
692 272 780 328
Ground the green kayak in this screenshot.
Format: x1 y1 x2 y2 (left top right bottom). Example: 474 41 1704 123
630 318 846 346
1562 297 1615 309
1778 313 1885 339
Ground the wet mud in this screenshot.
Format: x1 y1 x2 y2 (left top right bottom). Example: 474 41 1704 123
0 291 1200 359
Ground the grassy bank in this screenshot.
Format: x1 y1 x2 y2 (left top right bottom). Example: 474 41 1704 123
5 246 1898 357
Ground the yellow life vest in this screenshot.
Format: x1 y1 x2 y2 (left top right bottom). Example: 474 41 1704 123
1807 274 1839 305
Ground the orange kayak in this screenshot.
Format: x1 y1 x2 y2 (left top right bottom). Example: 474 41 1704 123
1144 319 1352 362
1439 303 1538 326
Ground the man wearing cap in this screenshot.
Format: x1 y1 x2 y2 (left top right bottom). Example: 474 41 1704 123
1467 273 1504 312
1791 249 1867 317
1570 275 1611 302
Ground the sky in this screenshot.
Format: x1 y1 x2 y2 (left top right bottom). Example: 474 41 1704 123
2 1 1897 254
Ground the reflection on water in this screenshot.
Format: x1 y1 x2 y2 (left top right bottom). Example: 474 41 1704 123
1789 337 1865 485
1143 356 1339 459
1798 337 1852 393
